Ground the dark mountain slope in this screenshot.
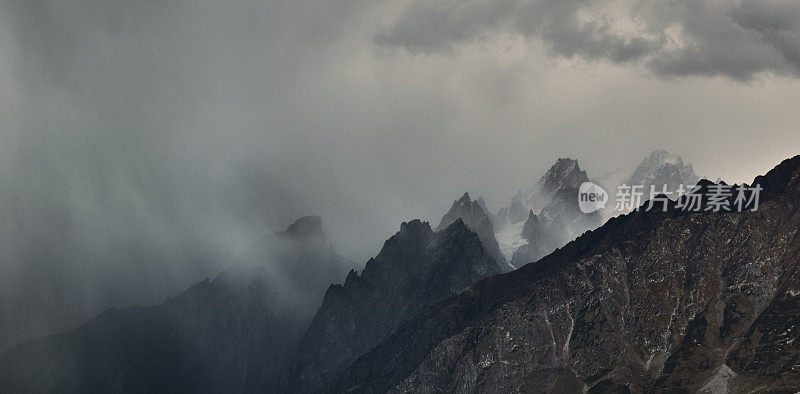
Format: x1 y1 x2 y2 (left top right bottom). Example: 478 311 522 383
331 155 800 393
288 219 502 392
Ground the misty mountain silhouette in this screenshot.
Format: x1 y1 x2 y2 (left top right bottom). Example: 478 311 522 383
0 216 351 393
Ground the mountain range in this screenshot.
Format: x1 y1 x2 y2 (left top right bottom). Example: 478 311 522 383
491 150 702 269
3 151 797 393
330 154 800 392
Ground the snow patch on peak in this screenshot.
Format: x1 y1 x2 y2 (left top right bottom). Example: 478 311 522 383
495 220 527 263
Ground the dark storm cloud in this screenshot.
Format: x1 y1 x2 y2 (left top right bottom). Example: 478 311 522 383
375 0 665 61
643 0 800 80
377 0 800 80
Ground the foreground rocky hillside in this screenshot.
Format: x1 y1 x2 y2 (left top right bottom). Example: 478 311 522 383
331 155 800 393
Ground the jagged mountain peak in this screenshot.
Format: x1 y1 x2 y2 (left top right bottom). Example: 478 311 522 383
436 218 488 247
629 149 699 193
280 215 326 240
439 192 484 228
437 192 509 271
538 158 589 195
447 216 467 230
289 216 502 392
398 219 434 239
522 209 538 228
346 218 481 289
493 158 599 267
366 218 488 281
437 193 486 228
343 268 359 284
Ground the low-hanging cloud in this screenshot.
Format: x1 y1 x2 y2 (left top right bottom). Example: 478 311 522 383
376 0 800 81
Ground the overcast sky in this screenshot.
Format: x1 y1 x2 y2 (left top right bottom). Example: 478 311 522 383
0 0 798 347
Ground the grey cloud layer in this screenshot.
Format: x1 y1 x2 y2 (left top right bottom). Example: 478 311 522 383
377 0 800 80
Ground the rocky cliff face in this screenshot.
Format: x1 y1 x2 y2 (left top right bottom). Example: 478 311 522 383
288 219 502 392
0 216 350 393
438 192 510 271
331 155 800 393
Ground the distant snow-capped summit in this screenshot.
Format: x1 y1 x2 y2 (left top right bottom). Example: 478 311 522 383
493 158 600 267
494 158 589 227
628 149 699 193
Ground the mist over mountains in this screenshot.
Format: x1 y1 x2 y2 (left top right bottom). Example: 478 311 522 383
0 216 353 392
1 0 800 392
0 149 703 354
6 150 799 394
0 146 701 352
